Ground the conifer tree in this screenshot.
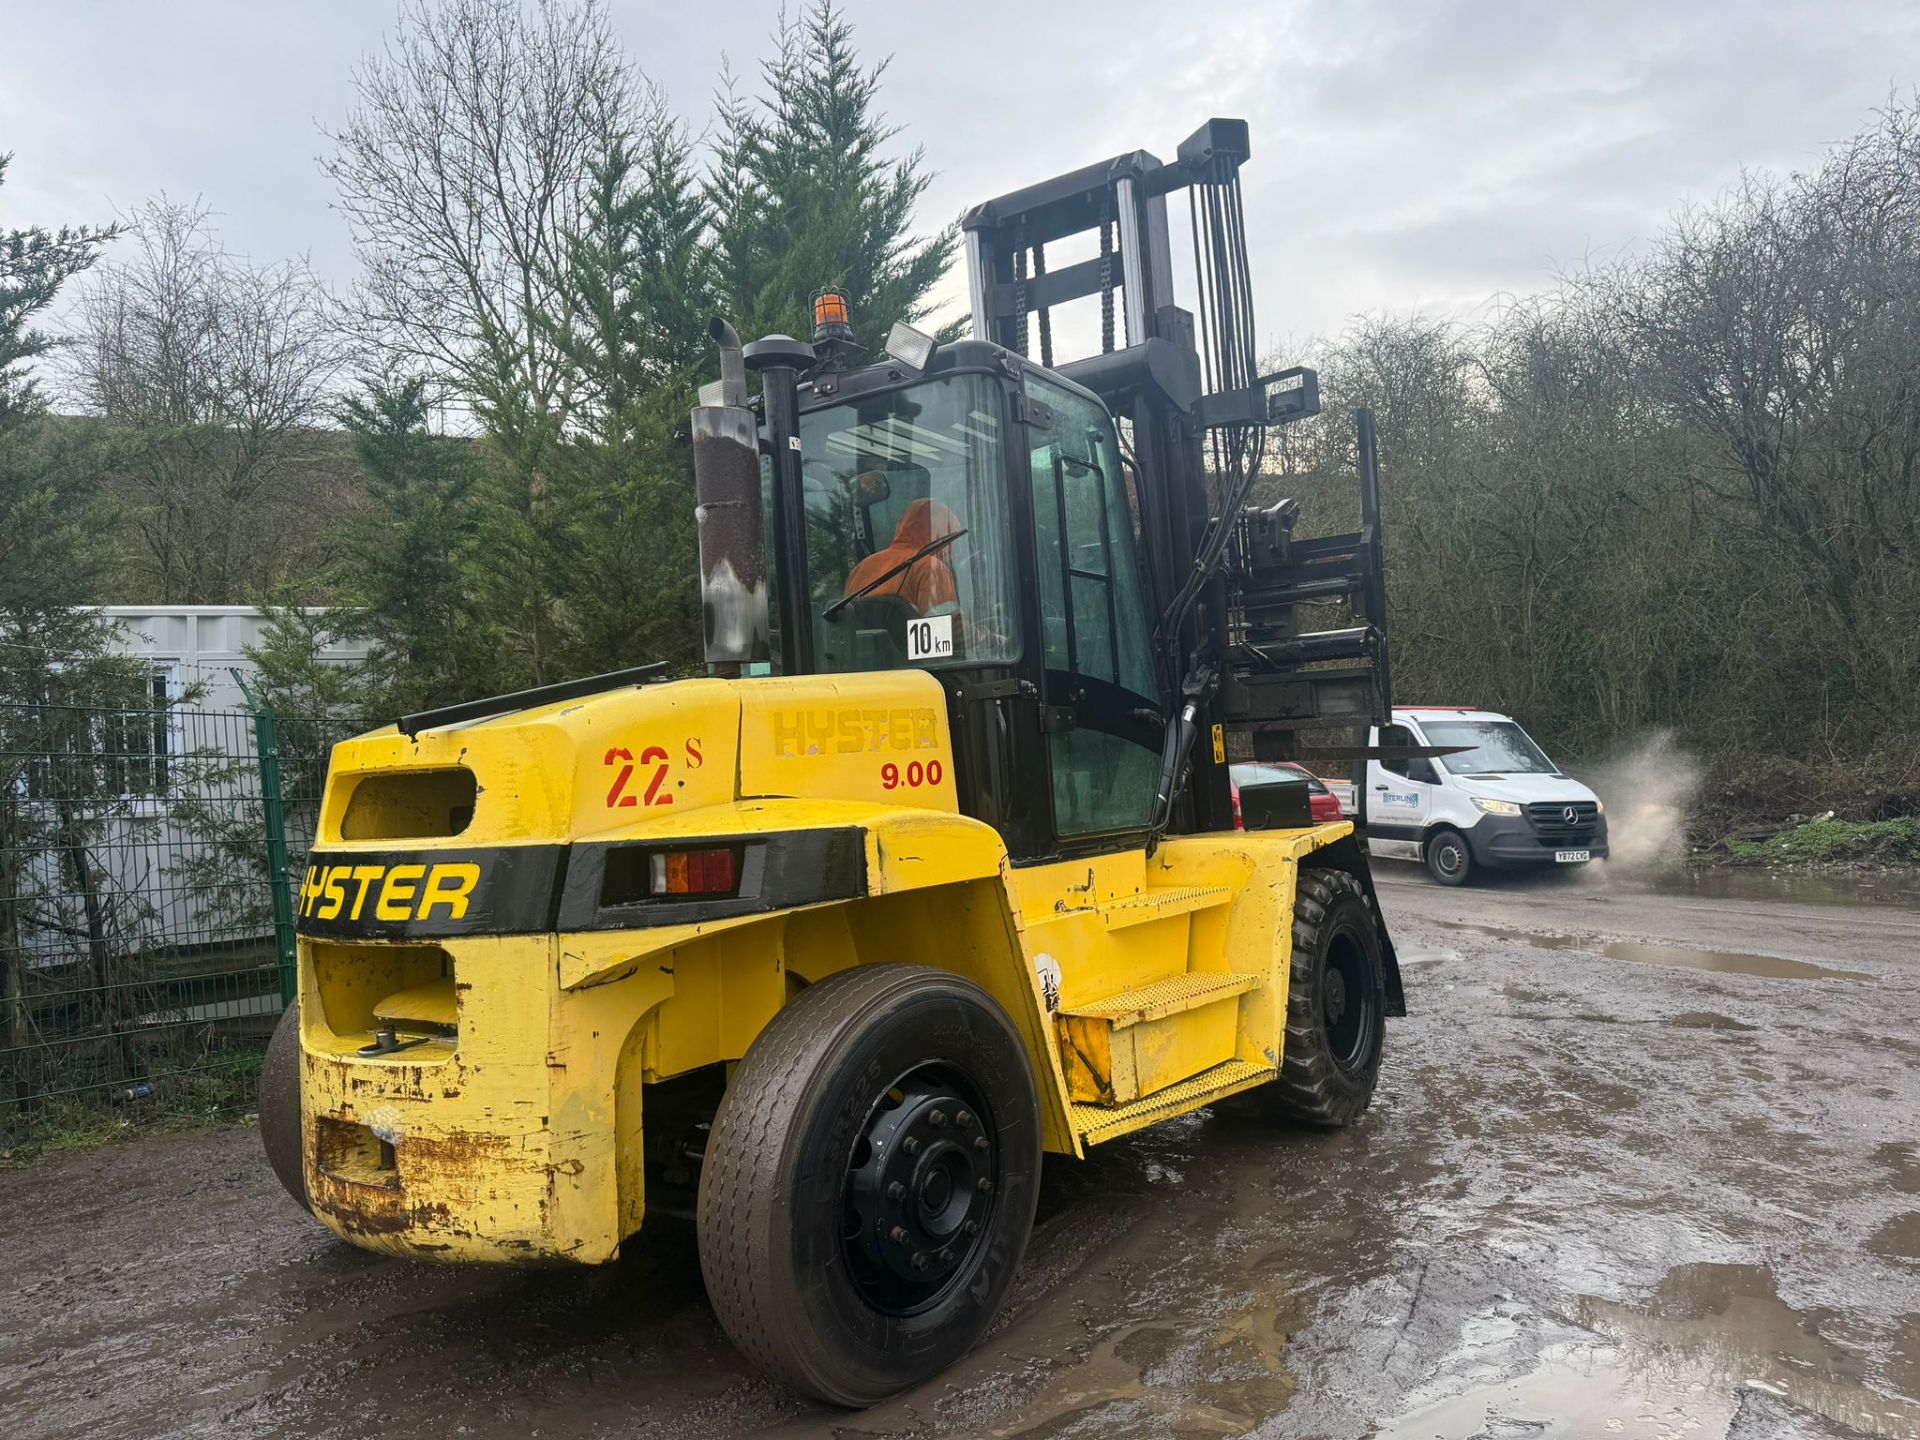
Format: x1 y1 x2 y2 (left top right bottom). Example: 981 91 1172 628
0 156 136 1068
0 152 128 698
541 88 713 674
709 2 957 350
335 376 500 710
327 1 961 693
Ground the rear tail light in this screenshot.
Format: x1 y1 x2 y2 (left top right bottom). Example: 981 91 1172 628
650 847 740 897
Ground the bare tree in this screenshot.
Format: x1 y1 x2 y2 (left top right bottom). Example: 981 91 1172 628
66 198 354 602
1278 104 1920 784
322 0 631 425
1606 103 1920 653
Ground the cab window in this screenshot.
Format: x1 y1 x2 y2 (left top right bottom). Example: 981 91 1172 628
1379 724 1437 785
795 373 1020 674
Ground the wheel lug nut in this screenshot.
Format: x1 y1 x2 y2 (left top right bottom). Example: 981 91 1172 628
911 1251 931 1271
973 1135 989 1152
887 1181 907 1201
929 1109 948 1127
939 1248 954 1264
964 1220 980 1236
956 1110 974 1129
976 1177 994 1194
903 1136 920 1155
889 1225 908 1244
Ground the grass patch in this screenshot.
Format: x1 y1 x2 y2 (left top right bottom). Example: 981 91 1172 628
1 1055 262 1166
1723 815 1920 865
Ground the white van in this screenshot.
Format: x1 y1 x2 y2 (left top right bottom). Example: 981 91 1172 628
1364 707 1607 885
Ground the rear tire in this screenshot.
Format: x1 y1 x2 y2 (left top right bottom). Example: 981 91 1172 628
1425 828 1473 886
259 1001 309 1213
1266 869 1387 1127
697 964 1041 1407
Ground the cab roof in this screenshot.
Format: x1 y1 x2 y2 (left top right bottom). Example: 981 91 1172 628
798 336 1111 420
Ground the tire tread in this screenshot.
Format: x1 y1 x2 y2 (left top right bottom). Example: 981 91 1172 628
259 1002 309 1212
1267 869 1383 1127
697 964 1035 1404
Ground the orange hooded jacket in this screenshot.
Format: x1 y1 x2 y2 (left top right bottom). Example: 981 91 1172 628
842 497 962 613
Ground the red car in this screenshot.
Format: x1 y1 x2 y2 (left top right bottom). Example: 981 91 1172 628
1229 761 1344 828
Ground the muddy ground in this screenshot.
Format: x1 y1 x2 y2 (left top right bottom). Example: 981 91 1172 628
4 866 1918 1439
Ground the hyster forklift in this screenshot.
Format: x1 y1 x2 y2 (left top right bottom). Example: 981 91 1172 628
259 118 1403 1405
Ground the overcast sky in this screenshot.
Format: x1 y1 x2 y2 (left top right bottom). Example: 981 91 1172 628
6 0 1918 366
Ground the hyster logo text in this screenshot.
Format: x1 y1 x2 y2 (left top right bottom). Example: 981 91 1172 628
299 860 482 922
769 706 938 758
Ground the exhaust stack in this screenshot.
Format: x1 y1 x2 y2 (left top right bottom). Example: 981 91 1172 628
693 318 770 674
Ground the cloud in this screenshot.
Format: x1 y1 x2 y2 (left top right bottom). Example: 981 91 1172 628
4 0 1916 355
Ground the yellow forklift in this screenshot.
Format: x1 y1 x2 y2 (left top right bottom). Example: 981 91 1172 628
259 118 1405 1405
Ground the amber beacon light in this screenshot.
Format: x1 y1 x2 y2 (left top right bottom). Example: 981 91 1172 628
812 288 854 345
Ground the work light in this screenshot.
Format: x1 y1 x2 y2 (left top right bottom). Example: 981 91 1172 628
884 320 938 373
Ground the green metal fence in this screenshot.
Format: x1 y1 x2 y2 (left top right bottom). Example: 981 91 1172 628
0 698 357 1136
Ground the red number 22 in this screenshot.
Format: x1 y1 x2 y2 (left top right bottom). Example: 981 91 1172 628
606 746 674 807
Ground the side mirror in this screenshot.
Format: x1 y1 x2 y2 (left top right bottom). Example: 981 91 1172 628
1194 365 1320 429
1258 366 1319 424
853 470 892 508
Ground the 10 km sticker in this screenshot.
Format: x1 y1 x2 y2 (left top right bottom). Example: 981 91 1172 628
906 614 954 662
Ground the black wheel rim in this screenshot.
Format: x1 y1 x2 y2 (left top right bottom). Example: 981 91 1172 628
841 1062 997 1316
1435 839 1464 877
1322 928 1378 1074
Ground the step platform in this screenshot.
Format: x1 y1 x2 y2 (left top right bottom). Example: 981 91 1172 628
1058 970 1259 1106
1067 1057 1275 1146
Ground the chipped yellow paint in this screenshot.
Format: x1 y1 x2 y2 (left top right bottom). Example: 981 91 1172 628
296 665 1354 1265
1011 825 1351 1136
1059 972 1258 1104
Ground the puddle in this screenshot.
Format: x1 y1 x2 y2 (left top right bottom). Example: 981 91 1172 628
1669 1012 1759 1032
1576 1262 1920 1437
1880 1142 1920 1196
1598 938 1873 982
1646 867 1920 909
1381 1265 1920 1439
1378 1331 1727 1439
978 1321 1150 1438
1437 921 1585 951
1436 920 1874 982
1869 1212 1920 1263
1898 1316 1920 1412
966 1300 1302 1438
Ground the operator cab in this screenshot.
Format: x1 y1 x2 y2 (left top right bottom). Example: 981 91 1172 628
695 118 1392 872
774 333 1162 858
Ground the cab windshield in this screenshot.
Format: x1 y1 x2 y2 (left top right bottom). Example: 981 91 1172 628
798 372 1020 673
1424 720 1557 776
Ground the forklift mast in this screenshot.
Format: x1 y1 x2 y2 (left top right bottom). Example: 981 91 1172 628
960 118 1391 836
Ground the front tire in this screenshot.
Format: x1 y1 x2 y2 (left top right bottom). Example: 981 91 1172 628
259 1001 309 1212
1266 869 1387 1127
697 965 1041 1407
1425 828 1473 886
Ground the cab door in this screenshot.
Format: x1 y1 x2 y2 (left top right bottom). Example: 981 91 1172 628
1022 374 1162 847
